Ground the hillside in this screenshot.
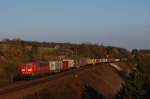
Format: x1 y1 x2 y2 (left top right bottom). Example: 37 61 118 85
0 39 132 87
0 63 134 99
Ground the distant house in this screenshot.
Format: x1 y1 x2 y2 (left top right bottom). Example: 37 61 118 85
139 50 150 56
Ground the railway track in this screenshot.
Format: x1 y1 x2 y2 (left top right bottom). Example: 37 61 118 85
0 62 127 99
0 64 94 96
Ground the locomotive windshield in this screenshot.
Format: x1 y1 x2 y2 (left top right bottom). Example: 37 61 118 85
22 63 33 67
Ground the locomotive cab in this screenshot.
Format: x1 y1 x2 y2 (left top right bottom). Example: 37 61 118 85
20 62 36 77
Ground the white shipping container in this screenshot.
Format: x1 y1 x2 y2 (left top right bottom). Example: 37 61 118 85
115 59 120 62
102 59 106 62
49 61 56 72
49 61 63 72
68 60 75 68
55 61 63 72
99 59 103 63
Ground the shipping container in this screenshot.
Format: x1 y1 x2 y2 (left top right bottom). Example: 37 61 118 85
75 58 88 67
81 58 88 66
75 59 80 68
62 60 69 70
88 59 93 64
102 58 106 63
115 59 120 62
67 59 75 68
94 59 99 64
92 59 95 64
55 61 63 72
49 61 56 72
99 59 103 63
105 59 108 62
49 61 63 72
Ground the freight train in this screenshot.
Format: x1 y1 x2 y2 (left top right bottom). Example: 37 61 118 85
20 58 121 78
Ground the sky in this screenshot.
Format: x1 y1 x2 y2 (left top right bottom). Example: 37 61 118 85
0 0 150 50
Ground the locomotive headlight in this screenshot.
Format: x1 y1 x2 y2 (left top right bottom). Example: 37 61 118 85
27 68 32 72
21 69 25 72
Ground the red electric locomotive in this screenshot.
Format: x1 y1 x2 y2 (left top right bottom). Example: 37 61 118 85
20 61 49 77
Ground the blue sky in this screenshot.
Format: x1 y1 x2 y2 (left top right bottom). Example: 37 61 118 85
0 0 150 49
